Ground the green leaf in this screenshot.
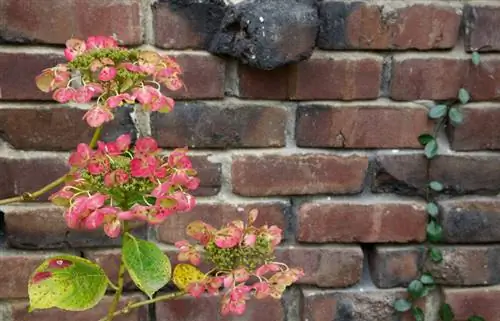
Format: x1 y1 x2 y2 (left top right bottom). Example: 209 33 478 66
408 279 425 298
418 134 434 146
393 298 412 312
458 88 471 104
468 316 486 321
439 303 455 321
28 255 107 312
472 51 481 66
427 221 443 242
420 273 435 285
426 202 439 218
424 139 438 159
449 107 464 126
421 284 436 297
429 181 444 192
411 306 425 321
429 247 443 263
429 104 448 119
122 233 172 298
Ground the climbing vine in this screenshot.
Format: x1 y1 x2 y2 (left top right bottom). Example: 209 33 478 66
393 52 485 321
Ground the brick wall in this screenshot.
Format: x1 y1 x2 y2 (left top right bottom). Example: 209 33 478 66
0 0 500 320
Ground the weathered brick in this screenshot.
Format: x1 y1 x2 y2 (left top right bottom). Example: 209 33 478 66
439 197 500 243
430 154 500 195
449 104 500 151
0 0 142 45
151 101 287 148
291 53 383 100
0 105 134 151
190 156 221 197
465 4 500 52
167 53 225 99
157 202 287 244
391 55 467 101
232 154 369 196
318 1 461 50
0 250 66 298
302 287 411 321
369 246 425 288
0 52 64 100
425 245 500 286
464 56 500 101
275 245 363 288
237 64 290 99
11 294 146 320
152 0 224 49
84 249 135 290
296 102 432 148
3 204 146 249
0 154 68 201
156 295 284 321
297 200 426 243
371 153 427 196
444 286 500 321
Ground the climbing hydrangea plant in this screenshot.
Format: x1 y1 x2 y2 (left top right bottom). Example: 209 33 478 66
0 35 304 321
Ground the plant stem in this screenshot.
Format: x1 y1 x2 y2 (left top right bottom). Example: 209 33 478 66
0 127 103 206
105 222 129 321
98 292 185 321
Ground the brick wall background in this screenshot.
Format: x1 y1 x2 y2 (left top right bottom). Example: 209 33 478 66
0 0 500 320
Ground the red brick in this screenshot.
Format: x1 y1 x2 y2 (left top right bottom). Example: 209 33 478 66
167 53 225 99
439 197 500 243
464 56 500 101
444 286 500 321
0 0 142 45
318 2 461 50
238 64 290 99
0 153 68 201
0 52 64 100
156 202 287 244
391 55 467 101
429 154 500 195
465 4 500 52
3 204 146 249
156 294 284 321
425 246 500 286
11 294 146 320
302 287 414 321
296 102 432 148
0 250 64 298
291 53 383 100
275 245 363 288
449 104 500 151
190 156 221 197
297 200 426 243
369 246 425 288
151 101 287 148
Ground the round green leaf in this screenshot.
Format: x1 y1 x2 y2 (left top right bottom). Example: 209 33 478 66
411 306 425 321
440 303 455 321
408 279 425 298
424 139 438 159
427 221 443 242
468 316 486 321
429 104 448 119
393 299 412 312
458 88 471 105
122 233 172 298
28 255 108 312
429 247 443 263
449 107 464 126
420 273 435 285
418 134 434 146
429 181 444 192
472 51 481 66
426 202 439 218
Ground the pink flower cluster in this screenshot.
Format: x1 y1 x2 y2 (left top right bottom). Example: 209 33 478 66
175 210 304 315
35 35 182 127
50 135 199 238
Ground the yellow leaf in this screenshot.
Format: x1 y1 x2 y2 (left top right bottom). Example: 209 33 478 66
172 264 206 291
